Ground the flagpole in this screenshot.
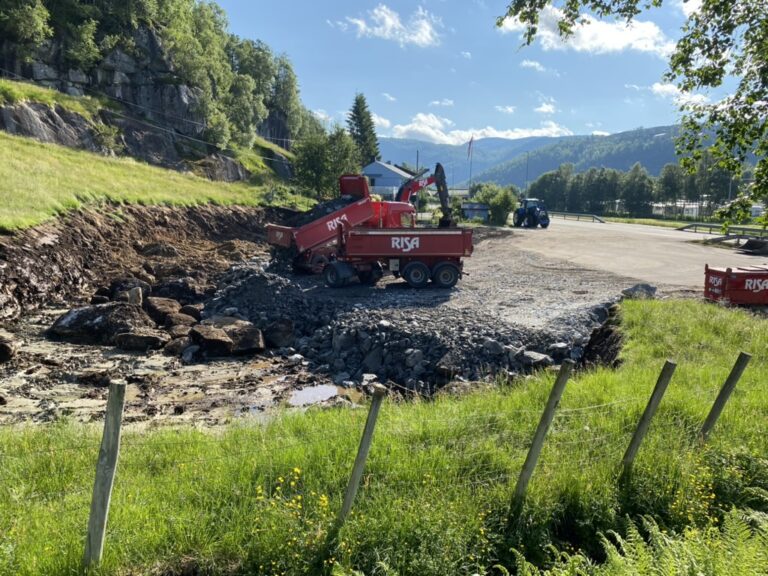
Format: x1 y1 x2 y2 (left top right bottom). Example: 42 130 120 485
468 135 474 190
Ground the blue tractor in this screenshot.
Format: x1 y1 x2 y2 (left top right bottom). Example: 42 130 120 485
512 197 550 229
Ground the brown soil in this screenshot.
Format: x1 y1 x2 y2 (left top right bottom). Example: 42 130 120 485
0 204 285 320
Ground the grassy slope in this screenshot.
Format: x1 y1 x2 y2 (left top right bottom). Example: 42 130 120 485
0 131 310 231
0 78 109 119
1 300 766 575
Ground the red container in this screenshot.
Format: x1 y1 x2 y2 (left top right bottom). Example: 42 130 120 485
705 264 768 305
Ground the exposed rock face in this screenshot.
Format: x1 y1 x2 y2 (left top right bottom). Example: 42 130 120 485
0 28 256 181
0 102 106 152
49 302 155 345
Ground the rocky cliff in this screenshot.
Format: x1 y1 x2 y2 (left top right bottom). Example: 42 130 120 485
0 28 291 182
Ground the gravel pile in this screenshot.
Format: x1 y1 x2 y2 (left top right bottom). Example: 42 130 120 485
202 262 608 391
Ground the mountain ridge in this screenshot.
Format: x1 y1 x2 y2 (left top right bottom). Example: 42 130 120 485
379 125 680 188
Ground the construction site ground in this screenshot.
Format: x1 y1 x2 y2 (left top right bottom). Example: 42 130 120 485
3 210 763 427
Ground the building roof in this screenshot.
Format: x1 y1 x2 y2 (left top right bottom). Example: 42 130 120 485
362 161 413 180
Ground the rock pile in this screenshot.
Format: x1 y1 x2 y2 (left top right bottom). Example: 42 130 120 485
201 264 600 391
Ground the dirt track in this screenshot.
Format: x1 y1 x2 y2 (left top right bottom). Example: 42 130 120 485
0 210 672 426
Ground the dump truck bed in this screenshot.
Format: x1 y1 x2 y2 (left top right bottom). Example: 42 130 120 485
267 197 375 253
342 227 473 258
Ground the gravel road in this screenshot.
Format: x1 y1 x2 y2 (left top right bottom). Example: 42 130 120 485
512 219 768 289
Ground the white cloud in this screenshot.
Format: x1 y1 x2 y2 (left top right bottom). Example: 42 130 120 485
346 5 441 48
592 130 611 136
371 112 391 129
382 92 397 102
429 98 454 107
629 82 710 105
326 19 349 32
500 6 675 58
312 109 332 124
391 113 572 145
534 96 558 115
675 0 703 17
461 51 472 59
495 105 516 114
520 59 545 72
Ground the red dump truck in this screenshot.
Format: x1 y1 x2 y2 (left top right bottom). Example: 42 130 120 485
266 164 473 288
704 264 768 305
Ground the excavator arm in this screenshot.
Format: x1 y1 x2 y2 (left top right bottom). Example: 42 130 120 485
394 163 454 227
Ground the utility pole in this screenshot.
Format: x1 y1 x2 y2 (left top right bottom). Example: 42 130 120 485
525 151 530 194
416 149 419 172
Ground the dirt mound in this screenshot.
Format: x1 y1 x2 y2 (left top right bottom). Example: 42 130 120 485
0 204 280 320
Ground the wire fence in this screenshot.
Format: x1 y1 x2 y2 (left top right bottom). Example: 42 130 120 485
0 352 753 570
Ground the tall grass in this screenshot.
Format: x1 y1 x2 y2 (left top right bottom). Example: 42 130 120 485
0 132 311 231
0 300 766 575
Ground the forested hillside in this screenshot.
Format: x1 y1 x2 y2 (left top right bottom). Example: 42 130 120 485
471 126 679 187
0 0 324 151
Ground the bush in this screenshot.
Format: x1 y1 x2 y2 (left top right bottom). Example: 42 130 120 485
470 182 519 225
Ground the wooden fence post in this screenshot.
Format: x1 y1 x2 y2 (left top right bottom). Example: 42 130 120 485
510 360 573 515
621 360 676 478
84 381 126 568
699 352 751 443
336 383 387 529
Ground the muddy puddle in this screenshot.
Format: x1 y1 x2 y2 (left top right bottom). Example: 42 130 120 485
0 309 352 427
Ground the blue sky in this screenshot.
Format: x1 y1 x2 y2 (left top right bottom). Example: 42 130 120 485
218 0 716 145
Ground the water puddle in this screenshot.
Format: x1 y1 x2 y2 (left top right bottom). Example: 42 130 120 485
288 385 340 407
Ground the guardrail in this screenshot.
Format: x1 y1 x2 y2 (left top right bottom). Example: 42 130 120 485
548 211 606 223
678 222 768 239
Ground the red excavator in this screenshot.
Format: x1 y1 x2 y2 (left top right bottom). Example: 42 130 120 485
267 163 473 288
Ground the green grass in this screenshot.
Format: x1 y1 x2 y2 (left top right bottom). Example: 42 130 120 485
1 300 766 575
0 78 109 120
0 131 311 231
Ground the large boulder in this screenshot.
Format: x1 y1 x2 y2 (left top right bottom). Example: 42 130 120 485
49 303 155 345
144 297 182 323
189 325 233 357
164 312 198 328
222 321 265 355
0 330 18 363
114 328 170 351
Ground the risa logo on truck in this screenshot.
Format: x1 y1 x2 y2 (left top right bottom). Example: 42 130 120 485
391 237 420 253
326 214 349 232
745 278 768 292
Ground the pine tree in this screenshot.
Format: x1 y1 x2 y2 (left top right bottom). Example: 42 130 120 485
347 93 380 166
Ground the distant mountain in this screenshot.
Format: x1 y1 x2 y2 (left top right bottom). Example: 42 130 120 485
378 136 560 187
379 126 680 189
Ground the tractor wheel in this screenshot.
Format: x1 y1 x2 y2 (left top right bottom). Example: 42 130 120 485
323 262 346 288
527 210 539 228
512 210 524 227
402 261 430 288
431 262 460 289
540 220 550 229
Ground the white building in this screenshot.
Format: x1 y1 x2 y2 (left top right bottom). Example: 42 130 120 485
362 161 413 199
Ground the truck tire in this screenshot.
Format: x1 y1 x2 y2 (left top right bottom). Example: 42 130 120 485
432 262 460 288
324 262 346 288
402 261 430 288
513 210 524 227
